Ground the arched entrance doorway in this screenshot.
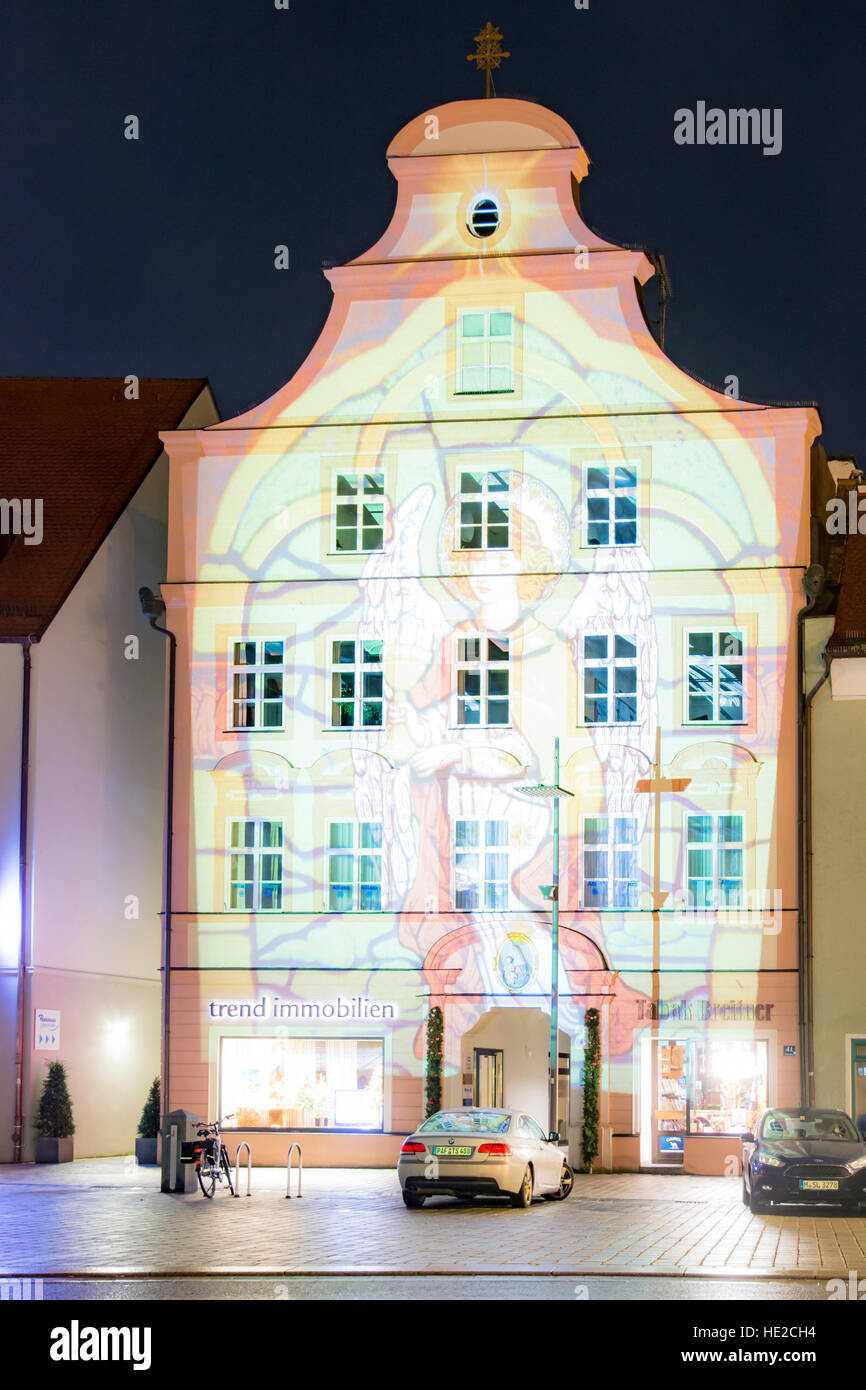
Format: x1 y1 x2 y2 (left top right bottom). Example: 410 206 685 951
422 919 616 1163
460 1006 572 1132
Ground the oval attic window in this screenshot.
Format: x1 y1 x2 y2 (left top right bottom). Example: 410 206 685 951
468 198 500 238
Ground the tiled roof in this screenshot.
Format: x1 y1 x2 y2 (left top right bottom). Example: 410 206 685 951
827 532 866 657
0 377 209 639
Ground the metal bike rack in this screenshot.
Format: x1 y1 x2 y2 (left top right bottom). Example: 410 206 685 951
285 1142 303 1198
233 1142 252 1197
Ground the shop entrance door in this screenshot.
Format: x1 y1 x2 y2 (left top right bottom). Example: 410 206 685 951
651 1039 688 1164
474 1048 504 1108
547 1048 570 1137
851 1039 866 1135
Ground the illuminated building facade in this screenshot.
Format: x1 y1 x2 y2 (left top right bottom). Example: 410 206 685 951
159 99 821 1171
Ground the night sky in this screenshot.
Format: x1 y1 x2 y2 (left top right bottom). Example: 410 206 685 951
4 0 864 459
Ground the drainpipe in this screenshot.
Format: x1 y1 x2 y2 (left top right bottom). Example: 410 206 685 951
139 590 176 1119
3 635 36 1163
797 565 829 1107
549 737 560 1139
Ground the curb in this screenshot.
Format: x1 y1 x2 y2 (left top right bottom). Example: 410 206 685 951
0 1265 849 1281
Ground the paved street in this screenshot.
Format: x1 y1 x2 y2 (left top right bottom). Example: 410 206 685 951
28 1276 834 1301
2 1158 866 1283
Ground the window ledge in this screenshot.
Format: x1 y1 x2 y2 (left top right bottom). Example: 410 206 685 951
225 909 284 914
578 723 640 730
453 907 515 914
682 721 749 728
580 906 639 912
321 908 387 915
326 551 385 557
322 727 385 734
223 728 286 735
453 390 516 397
221 1125 389 1135
448 725 513 732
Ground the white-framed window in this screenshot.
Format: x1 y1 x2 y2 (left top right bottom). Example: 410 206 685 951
685 629 745 723
230 640 284 730
457 469 510 549
228 819 283 911
581 634 638 724
454 819 509 910
685 813 744 908
456 310 514 393
582 815 639 908
456 635 509 726
584 461 638 547
328 821 383 911
333 472 384 552
329 638 384 728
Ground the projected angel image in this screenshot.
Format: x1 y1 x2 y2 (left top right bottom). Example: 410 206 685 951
159 90 815 1168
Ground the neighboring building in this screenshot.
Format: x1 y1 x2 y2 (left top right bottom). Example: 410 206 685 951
159 98 823 1173
807 463 866 1128
0 377 218 1161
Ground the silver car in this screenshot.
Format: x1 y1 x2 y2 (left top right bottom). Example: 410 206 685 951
398 1107 574 1208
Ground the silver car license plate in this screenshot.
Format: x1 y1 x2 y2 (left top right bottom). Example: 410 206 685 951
433 1145 473 1157
799 1179 838 1190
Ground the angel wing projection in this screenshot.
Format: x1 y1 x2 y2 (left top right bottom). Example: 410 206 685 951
350 483 452 902
560 545 659 858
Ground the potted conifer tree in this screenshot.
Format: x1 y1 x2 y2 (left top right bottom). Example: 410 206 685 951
135 1077 160 1165
34 1060 75 1163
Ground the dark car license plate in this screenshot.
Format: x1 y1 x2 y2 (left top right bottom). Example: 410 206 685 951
799 1179 839 1190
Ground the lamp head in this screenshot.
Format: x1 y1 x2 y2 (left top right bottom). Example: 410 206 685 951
139 586 166 620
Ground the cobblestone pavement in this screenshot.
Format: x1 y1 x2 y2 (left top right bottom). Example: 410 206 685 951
2 1159 866 1279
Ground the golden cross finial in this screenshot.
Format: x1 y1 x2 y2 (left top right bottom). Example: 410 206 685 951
466 22 510 99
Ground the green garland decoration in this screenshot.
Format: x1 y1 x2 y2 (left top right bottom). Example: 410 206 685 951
581 1008 601 1171
424 1006 444 1118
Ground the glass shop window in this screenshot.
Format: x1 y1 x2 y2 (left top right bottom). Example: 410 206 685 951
688 1038 768 1136
220 1036 385 1131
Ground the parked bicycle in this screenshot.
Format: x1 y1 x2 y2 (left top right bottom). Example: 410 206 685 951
192 1115 236 1198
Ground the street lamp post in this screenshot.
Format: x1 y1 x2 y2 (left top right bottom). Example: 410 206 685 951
517 738 573 1137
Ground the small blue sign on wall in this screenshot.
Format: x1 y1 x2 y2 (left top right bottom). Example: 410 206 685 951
659 1134 684 1152
783 1045 797 1056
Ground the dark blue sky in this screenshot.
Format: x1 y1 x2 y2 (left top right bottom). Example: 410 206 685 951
4 0 863 458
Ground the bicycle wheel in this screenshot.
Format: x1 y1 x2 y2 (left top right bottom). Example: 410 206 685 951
197 1160 216 1198
220 1146 235 1196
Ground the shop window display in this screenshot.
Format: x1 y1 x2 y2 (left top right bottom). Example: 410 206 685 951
220 1037 384 1130
689 1038 767 1135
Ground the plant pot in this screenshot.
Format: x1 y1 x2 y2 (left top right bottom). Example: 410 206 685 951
135 1137 159 1166
34 1137 73 1164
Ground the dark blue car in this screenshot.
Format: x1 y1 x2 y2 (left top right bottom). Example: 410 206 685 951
742 1108 866 1213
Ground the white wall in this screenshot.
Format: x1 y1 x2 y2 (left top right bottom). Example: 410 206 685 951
0 643 24 1161
811 668 866 1112
29 971 161 1156
459 1007 570 1128
24 454 170 1157
0 644 22 971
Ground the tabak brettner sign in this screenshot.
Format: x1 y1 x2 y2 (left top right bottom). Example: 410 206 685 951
206 994 398 1020
636 999 775 1022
